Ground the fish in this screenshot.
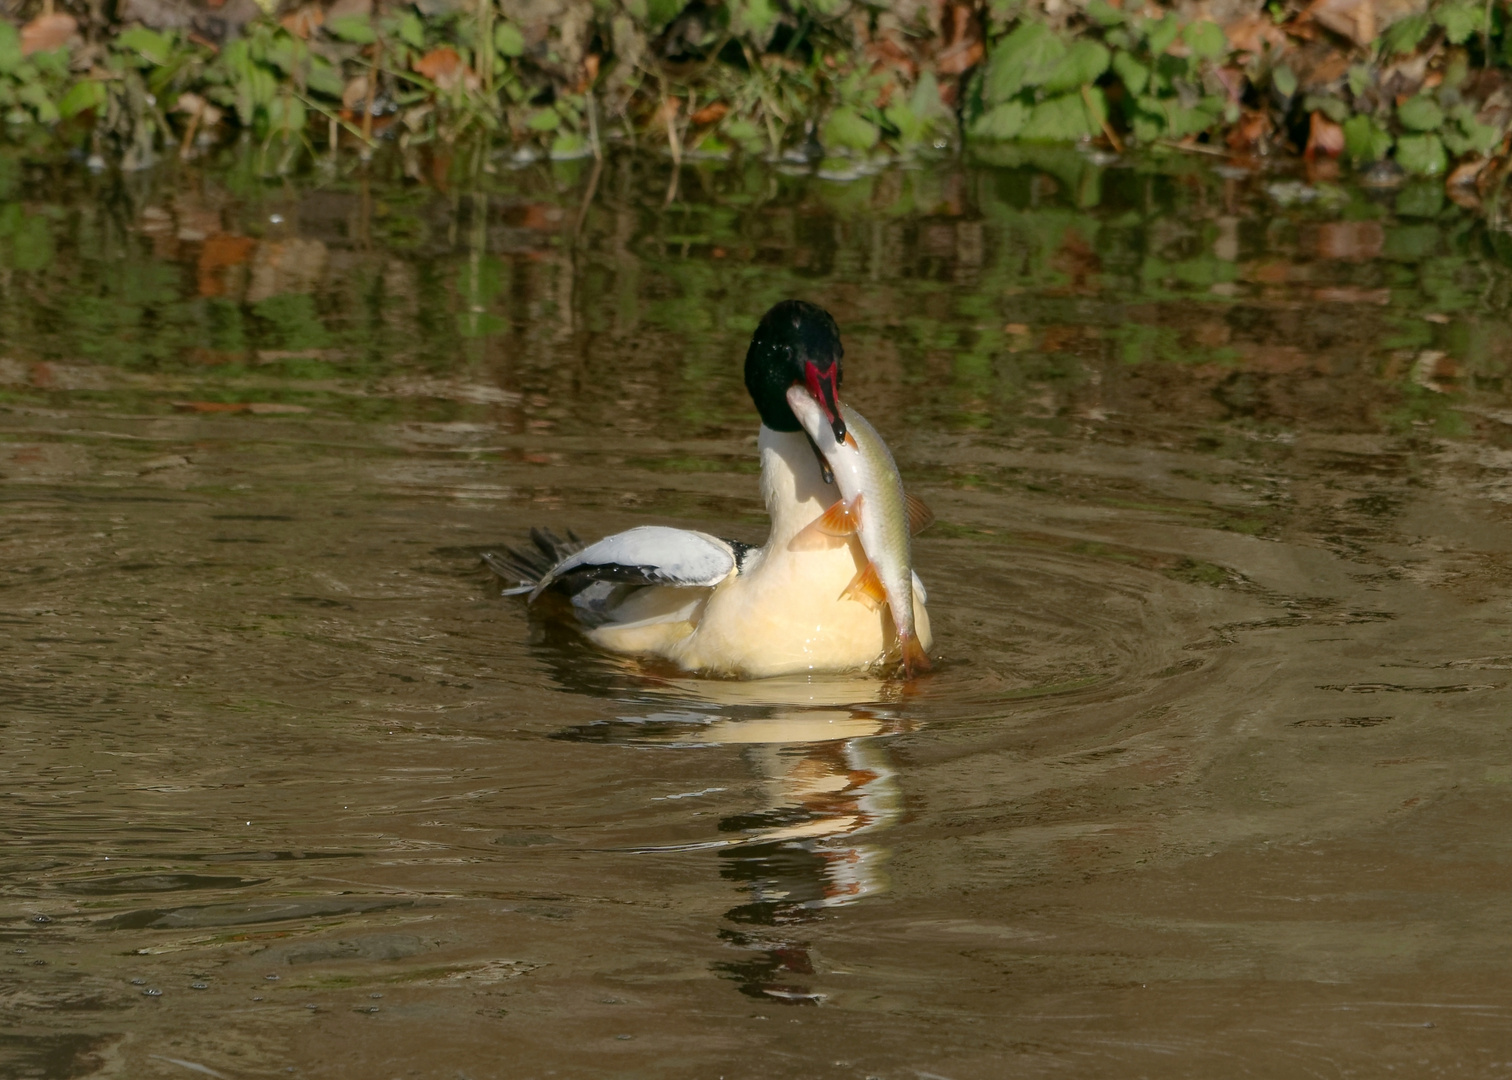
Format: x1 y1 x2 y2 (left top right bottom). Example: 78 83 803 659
785 385 934 677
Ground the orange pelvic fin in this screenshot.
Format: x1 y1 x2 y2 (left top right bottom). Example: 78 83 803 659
840 559 887 609
789 494 863 551
899 631 932 678
905 492 935 535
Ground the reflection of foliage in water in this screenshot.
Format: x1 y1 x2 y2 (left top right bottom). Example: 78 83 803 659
0 152 1510 440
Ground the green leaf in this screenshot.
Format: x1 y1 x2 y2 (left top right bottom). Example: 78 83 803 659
549 131 590 159
730 0 780 44
1041 40 1110 94
1396 132 1447 174
526 107 560 131
1381 13 1430 55
494 22 525 58
1458 116 1504 155
722 115 763 150
821 105 879 151
1019 89 1102 141
326 14 376 44
1145 14 1182 57
398 12 425 49
117 26 173 66
1348 64 1372 96
57 78 106 119
306 55 344 98
1111 50 1148 95
267 94 307 133
1434 0 1482 44
1271 63 1296 98
1182 19 1227 61
969 99 1028 139
645 0 686 29
1085 0 1124 27
1343 114 1393 161
1303 93 1348 122
0 22 21 76
1397 94 1443 132
17 81 59 125
982 21 1066 103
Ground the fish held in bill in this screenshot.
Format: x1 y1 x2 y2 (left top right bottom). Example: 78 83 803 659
785 385 935 677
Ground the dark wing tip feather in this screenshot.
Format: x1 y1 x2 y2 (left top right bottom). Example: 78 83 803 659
483 529 588 594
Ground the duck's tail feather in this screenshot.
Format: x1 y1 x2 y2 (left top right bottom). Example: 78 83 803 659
482 528 584 595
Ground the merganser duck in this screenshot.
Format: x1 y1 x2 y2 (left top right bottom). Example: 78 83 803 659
486 299 933 679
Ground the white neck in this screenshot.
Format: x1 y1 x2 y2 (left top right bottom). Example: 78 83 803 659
758 425 835 550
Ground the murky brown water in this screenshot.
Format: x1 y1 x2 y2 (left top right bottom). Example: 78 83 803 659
6 146 1512 1077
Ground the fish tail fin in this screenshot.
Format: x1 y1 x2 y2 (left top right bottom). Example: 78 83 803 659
840 559 887 610
899 631 932 678
789 494 863 551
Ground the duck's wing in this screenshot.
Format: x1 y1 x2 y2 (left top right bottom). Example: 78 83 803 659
528 525 741 602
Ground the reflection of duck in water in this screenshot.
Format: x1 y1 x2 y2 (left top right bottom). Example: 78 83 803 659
555 678 906 1004
485 299 932 678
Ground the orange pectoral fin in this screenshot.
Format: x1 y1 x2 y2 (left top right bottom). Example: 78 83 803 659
899 632 932 678
789 494 863 551
840 559 888 610
905 492 935 535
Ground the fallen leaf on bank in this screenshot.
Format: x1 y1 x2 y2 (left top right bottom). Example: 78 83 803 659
1227 109 1273 150
172 401 311 414
690 101 728 125
1305 111 1345 158
343 75 369 110
1222 14 1288 53
1447 157 1488 187
280 4 323 38
21 12 78 55
415 47 471 92
1307 0 1378 47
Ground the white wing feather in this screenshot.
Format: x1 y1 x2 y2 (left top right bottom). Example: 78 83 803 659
529 526 737 601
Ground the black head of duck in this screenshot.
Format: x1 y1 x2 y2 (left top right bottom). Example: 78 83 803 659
744 299 847 444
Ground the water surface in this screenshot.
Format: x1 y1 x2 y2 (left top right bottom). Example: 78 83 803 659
5 147 1512 1077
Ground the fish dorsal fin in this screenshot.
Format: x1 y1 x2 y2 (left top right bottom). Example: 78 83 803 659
905 493 935 535
789 494 863 551
840 559 887 610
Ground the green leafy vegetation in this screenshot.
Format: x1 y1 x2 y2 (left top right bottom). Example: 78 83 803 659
0 0 1502 195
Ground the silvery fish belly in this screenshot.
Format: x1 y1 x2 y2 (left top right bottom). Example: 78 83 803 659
785 386 933 676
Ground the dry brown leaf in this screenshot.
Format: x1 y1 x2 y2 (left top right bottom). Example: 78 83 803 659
1305 111 1344 158
1448 158 1488 187
342 75 369 110
690 101 728 125
1223 14 1288 54
1308 0 1377 47
280 5 324 39
1227 109 1273 150
414 47 469 92
21 13 78 56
